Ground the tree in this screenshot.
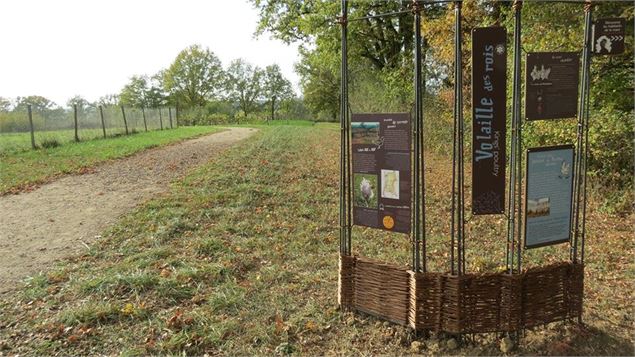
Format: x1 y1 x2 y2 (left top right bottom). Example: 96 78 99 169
295 48 340 121
97 94 120 106
224 58 264 119
67 95 91 110
0 97 11 112
263 64 293 121
162 45 224 108
14 96 57 112
120 75 150 107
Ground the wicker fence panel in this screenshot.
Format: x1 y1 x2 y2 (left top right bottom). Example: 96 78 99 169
339 255 355 309
353 257 411 325
409 271 443 331
338 255 583 334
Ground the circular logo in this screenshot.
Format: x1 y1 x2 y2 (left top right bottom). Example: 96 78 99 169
382 216 395 230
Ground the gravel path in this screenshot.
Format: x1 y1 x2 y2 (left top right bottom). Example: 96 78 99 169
0 127 256 293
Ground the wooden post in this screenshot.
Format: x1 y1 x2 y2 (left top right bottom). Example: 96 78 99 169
142 107 148 132
168 107 173 129
73 104 79 142
120 105 129 135
99 105 106 138
159 108 164 130
175 104 180 127
27 104 36 149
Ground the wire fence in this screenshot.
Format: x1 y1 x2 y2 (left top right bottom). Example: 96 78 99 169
0 105 176 154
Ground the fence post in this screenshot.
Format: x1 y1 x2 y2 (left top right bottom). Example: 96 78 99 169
168 107 173 129
74 104 79 142
120 105 129 135
142 107 148 132
159 108 164 130
99 105 106 138
175 104 180 127
27 104 36 149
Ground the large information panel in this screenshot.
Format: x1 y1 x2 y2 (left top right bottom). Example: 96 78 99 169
471 26 507 215
351 113 411 234
524 145 574 249
525 52 580 120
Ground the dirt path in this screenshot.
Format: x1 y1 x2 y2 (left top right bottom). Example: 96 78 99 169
0 127 256 293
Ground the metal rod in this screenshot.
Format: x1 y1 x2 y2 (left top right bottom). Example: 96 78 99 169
413 0 423 272
347 10 411 22
577 2 593 265
507 0 522 274
454 1 465 275
345 0 457 23
339 0 349 256
420 9 427 273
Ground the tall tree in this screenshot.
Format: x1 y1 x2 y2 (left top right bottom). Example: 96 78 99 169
97 94 120 106
66 95 91 111
225 59 264 118
162 45 224 108
120 75 151 107
263 64 293 120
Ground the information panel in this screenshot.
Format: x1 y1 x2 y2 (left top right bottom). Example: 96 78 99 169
525 52 580 120
351 113 411 233
524 145 574 249
471 26 507 215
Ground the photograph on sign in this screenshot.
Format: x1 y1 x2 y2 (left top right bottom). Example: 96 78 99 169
471 26 507 215
351 113 411 234
524 145 575 249
525 52 580 120
593 18 625 55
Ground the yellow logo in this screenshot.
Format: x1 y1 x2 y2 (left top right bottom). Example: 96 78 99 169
382 216 395 229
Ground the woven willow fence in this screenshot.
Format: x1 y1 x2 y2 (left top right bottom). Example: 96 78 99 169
339 255 584 333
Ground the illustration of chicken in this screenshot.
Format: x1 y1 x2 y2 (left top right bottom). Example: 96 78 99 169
360 178 374 206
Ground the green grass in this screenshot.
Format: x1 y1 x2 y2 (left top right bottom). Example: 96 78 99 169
0 126 222 194
0 123 632 355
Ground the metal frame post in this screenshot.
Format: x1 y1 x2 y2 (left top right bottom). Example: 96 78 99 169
413 0 425 273
450 0 465 275
574 1 593 264
507 0 522 274
339 0 350 257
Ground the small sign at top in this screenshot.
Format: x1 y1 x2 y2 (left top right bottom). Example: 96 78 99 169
593 18 625 55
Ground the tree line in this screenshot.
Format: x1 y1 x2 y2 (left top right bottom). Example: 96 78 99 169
0 44 302 128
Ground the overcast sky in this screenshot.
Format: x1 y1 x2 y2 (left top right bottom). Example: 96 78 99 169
0 0 300 106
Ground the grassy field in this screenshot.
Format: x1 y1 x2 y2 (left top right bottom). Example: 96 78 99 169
0 126 222 195
0 124 632 355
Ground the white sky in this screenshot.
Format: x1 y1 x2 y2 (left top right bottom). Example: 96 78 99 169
0 0 300 106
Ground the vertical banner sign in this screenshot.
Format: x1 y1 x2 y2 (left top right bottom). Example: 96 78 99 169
351 113 411 233
525 52 580 120
593 18 625 55
471 27 507 214
524 145 575 249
